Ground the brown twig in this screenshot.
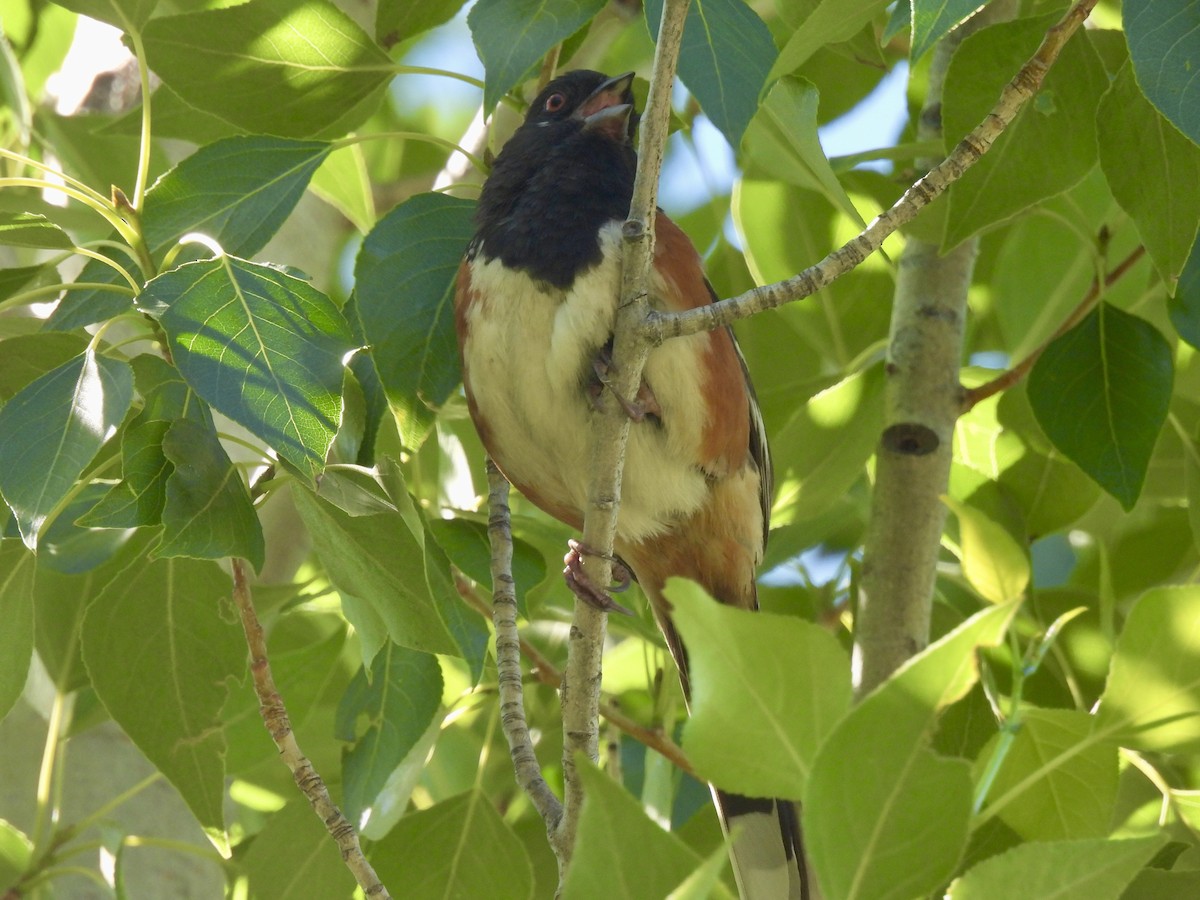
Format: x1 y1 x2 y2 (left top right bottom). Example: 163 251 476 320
452 569 696 777
644 0 1102 343
962 244 1147 410
229 559 389 898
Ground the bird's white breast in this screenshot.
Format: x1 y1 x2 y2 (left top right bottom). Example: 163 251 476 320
463 222 710 541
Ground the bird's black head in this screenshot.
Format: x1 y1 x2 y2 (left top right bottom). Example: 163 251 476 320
471 71 640 289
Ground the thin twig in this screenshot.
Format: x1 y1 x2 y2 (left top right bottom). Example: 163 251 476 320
962 244 1147 410
483 461 566 831
644 0 1101 343
452 569 696 777
229 559 389 898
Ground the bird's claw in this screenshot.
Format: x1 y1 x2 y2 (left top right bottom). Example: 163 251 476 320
589 349 661 422
563 539 633 615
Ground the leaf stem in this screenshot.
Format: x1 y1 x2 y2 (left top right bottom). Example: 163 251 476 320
125 27 154 213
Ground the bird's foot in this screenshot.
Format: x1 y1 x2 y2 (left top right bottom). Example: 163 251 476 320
589 348 661 422
563 539 633 615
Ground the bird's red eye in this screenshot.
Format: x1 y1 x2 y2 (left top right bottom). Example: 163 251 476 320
544 92 567 113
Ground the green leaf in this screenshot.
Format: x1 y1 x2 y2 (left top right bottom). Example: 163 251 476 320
33 483 133 574
1169 234 1200 350
242 799 355 899
943 15 1108 248
81 554 245 848
806 602 1019 900
561 761 704 900
0 350 133 549
336 642 443 825
0 211 73 249
771 364 884 528
742 77 865 226
0 543 35 721
1027 303 1173 511
1098 63 1200 288
910 0 985 61
49 136 333 331
1125 0 1200 147
667 579 852 798
0 333 89 402
376 0 468 45
943 497 1030 604
975 709 1118 841
0 817 33 890
81 420 172 528
1123 869 1200 900
468 0 606 113
146 256 352 483
142 0 390 138
645 0 775 147
770 0 890 79
428 517 548 619
156 418 266 571
371 790 535 900
1096 586 1200 752
355 193 475 450
948 835 1164 899
51 0 156 30
310 143 375 234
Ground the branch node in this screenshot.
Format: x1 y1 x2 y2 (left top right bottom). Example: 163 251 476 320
881 422 941 456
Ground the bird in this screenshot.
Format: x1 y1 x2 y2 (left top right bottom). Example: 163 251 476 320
454 69 808 900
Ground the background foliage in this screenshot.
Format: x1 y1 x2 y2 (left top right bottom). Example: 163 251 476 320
2 0 1200 897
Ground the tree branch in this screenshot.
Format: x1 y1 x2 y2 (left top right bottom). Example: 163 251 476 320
643 0 1101 344
961 244 1147 411
554 0 690 872
229 558 388 898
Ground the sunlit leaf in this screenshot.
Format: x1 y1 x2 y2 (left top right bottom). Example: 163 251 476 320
770 0 890 79
0 543 34 721
944 496 1030 604
0 211 73 249
51 0 156 30
910 0 986 61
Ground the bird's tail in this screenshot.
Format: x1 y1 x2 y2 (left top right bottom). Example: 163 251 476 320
716 790 809 900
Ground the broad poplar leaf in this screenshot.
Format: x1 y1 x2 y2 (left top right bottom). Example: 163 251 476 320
427 517 548 619
975 709 1118 841
806 602 1018 900
742 77 865 226
142 0 390 138
50 136 332 330
310 144 374 234
32 483 132 574
910 0 987 61
81 555 245 849
1169 234 1200 350
0 543 34 721
561 762 703 900
1098 63 1200 288
771 0 890 79
145 257 352 483
156 418 266 571
0 264 48 305
336 642 443 824
948 835 1164 899
0 819 32 889
0 333 88 401
243 800 355 899
942 15 1108 248
646 0 775 147
1028 303 1173 511
667 578 852 798
943 497 1030 604
354 193 475 450
0 211 73 249
51 0 156 30
377 0 468 45
80 419 172 528
371 790 535 900
0 350 133 549
1125 0 1200 147
1096 586 1200 752
469 0 606 113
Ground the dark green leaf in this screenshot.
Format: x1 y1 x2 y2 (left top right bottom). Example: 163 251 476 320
0 350 133 549
0 211 73 249
36 482 134 573
646 0 775 147
943 15 1108 247
1125 0 1200 147
355 193 475 450
428 517 548 619
911 0 986 61
156 418 265 571
469 0 606 113
1168 233 1200 350
0 264 50 305
80 419 172 528
371 790 535 900
337 642 443 824
1028 304 1173 511
0 543 34 721
243 800 356 899
81 554 245 848
146 257 352 482
0 333 88 401
1098 63 1200 287
422 529 489 683
142 0 391 138
376 0 468 45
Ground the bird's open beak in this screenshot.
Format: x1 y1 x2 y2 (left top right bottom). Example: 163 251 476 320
578 72 636 139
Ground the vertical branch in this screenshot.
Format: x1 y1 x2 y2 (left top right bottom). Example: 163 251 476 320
853 2 1015 695
554 0 691 869
229 559 389 898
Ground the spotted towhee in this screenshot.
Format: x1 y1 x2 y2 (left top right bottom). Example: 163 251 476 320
455 70 806 899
